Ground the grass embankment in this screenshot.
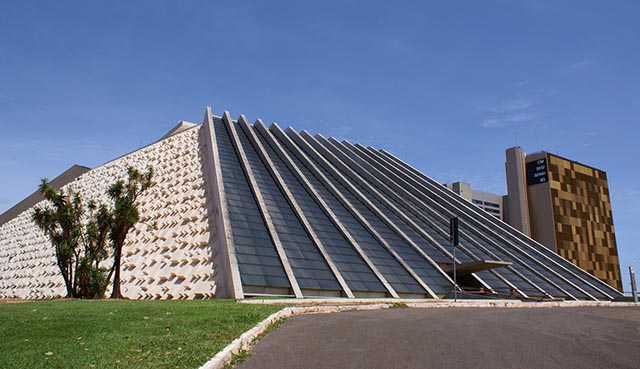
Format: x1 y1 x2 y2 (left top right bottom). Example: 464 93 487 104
0 299 282 369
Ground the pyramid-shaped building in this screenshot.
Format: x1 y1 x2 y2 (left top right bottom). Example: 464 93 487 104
0 107 623 301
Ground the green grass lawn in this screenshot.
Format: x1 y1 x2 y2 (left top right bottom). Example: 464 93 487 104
0 299 282 369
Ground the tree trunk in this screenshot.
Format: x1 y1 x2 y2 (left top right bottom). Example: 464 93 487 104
110 246 122 299
59 262 73 298
72 255 80 298
64 274 73 298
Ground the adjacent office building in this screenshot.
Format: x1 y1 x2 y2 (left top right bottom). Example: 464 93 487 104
505 147 622 291
444 182 505 220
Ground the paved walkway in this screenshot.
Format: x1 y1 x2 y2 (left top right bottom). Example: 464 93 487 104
236 307 640 369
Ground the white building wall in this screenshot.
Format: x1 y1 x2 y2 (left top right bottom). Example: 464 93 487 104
470 189 504 219
0 126 217 299
445 181 505 220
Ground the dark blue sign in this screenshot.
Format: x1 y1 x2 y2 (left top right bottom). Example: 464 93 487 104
526 158 548 186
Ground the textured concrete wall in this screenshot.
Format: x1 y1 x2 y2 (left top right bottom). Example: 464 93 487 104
0 126 217 299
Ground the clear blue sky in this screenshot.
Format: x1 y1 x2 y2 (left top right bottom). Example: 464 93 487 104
1 1 638 292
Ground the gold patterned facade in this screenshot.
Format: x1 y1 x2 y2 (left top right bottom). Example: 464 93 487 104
546 154 622 291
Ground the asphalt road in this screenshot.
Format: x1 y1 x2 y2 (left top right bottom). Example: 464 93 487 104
236 307 640 369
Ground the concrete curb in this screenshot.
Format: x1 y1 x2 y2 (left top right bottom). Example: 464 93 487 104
405 300 640 308
198 304 390 369
240 298 640 308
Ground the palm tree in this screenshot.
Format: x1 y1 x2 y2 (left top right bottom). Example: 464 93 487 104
79 201 112 298
105 166 154 299
32 166 153 299
32 180 84 298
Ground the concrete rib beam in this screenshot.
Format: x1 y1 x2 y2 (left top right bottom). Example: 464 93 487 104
201 107 244 299
353 143 585 300
298 132 442 298
252 120 354 299
223 112 302 298
323 136 537 299
270 124 398 298
330 139 551 299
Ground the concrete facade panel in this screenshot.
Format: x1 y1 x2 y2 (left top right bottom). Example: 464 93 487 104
0 126 217 299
